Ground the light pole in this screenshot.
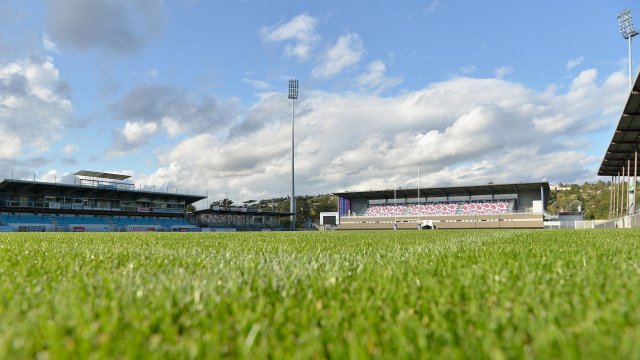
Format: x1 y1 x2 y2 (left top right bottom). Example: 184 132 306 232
288 79 298 230
417 163 421 206
393 169 397 230
618 9 639 90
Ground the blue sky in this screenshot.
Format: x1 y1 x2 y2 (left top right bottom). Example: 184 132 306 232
0 0 637 206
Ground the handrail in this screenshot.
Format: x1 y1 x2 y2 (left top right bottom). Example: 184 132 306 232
342 210 544 218
1 200 184 213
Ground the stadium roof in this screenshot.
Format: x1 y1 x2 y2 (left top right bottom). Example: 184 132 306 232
598 72 640 176
0 179 205 204
74 170 131 180
334 182 550 200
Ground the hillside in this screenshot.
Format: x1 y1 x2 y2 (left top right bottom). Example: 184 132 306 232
548 181 612 220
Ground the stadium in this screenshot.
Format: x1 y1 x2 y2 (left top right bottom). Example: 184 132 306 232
0 171 204 232
0 170 296 232
598 64 640 228
3 67 638 233
328 182 550 230
0 168 554 232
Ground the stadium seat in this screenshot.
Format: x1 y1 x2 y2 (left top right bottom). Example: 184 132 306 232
364 199 514 217
460 200 510 215
3 212 192 231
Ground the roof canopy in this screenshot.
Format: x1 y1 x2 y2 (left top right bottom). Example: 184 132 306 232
0 179 205 204
598 73 640 176
74 170 131 180
334 182 549 200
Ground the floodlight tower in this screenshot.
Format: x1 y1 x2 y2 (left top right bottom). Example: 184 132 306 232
288 79 299 230
618 9 639 89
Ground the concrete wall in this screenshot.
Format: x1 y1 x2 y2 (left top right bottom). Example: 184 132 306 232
349 198 369 215
517 188 542 212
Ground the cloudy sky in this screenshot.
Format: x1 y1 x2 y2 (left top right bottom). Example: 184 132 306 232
0 0 637 207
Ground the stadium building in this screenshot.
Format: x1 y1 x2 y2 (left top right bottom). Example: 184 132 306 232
599 71 640 221
328 182 550 230
190 206 291 232
0 171 204 232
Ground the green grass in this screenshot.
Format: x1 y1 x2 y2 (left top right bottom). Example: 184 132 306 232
1 229 640 359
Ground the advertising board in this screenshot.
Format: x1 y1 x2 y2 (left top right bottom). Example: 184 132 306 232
18 226 46 232
127 226 157 232
172 227 200 232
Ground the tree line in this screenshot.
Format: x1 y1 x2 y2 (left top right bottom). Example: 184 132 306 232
206 194 337 228
547 181 614 220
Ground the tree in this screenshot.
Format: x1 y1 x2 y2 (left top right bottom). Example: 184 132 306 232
210 198 234 209
222 198 234 208
547 181 613 219
186 204 196 213
294 195 315 227
308 195 337 221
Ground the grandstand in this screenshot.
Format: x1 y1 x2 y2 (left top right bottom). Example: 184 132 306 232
333 182 550 230
191 206 291 231
598 71 640 221
0 171 205 232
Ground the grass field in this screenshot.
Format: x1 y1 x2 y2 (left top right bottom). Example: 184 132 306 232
1 229 640 358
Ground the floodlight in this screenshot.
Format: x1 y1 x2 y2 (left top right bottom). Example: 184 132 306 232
288 79 298 99
617 9 639 89
288 79 299 229
618 9 639 39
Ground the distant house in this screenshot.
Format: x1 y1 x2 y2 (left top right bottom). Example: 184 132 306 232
551 184 573 191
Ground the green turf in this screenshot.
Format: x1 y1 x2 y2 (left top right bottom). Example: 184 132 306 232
0 229 639 359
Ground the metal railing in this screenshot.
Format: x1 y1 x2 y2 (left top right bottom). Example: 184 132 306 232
342 209 543 218
544 215 640 229
1 200 185 213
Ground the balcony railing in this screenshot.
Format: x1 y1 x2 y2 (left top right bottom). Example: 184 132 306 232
1 200 184 213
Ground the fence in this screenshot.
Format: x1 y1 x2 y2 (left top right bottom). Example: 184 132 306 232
544 215 640 229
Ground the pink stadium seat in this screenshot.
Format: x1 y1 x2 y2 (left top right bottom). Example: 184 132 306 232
365 199 513 217
460 200 510 215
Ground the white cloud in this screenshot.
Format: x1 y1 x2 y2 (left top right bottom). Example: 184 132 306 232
261 14 319 60
124 121 157 142
242 78 271 90
107 83 238 154
42 33 58 53
133 162 181 191
0 132 21 159
494 66 512 79
313 33 364 78
38 169 59 183
135 69 626 204
566 56 585 71
425 0 440 13
356 60 402 92
412 148 595 188
0 57 74 160
161 116 181 137
63 144 78 154
108 121 158 158
459 65 477 74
